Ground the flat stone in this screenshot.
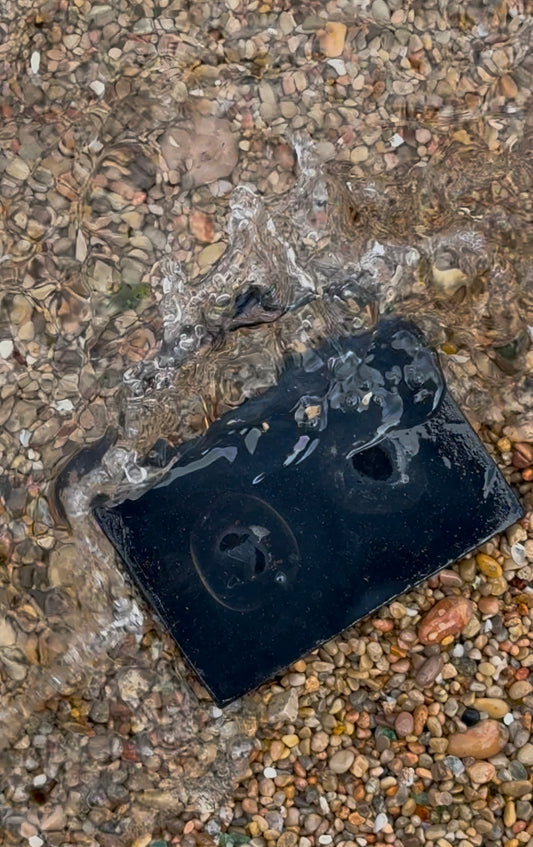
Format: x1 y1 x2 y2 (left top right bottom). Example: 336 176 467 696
473 697 509 718
477 553 503 578
478 597 500 615
0 616 16 647
508 680 533 700
90 700 110 724
416 655 444 687
329 748 355 773
418 596 473 645
517 743 533 766
467 761 496 784
311 730 329 753
394 711 414 737
500 781 533 798
319 21 347 57
447 719 508 759
304 813 322 833
350 146 369 163
371 0 391 23
6 157 30 180
267 688 299 723
198 242 226 268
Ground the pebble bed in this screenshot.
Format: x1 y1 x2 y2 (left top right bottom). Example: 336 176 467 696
0 1 532 847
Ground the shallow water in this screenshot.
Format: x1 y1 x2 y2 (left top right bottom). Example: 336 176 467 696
1 0 533 830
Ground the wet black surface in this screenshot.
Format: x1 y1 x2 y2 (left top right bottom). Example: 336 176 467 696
94 319 523 704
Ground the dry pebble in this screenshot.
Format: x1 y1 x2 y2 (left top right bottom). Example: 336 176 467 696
328 748 355 774
508 680 533 700
517 744 533 766
447 719 509 759
473 697 510 718
394 710 414 737
467 761 497 784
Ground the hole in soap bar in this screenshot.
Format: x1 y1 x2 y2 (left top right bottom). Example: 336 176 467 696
351 444 394 481
219 529 267 575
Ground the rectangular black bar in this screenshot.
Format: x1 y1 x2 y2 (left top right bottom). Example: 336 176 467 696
94 319 523 704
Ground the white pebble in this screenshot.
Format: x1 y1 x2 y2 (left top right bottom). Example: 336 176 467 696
0 338 14 359
327 59 346 75
32 774 47 787
511 543 526 565
503 713 514 726
211 706 223 718
30 51 40 74
29 838 44 847
374 812 388 833
318 837 332 845
263 766 277 778
452 644 465 657
19 429 31 447
391 133 404 147
90 80 105 96
52 398 74 413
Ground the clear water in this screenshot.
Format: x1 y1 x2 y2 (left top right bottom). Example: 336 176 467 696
0 0 532 820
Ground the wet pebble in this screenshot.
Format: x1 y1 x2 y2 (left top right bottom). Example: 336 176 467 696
318 22 347 57
477 553 503 578
418 596 473 645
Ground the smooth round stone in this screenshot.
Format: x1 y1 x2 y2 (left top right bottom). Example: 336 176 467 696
270 740 285 760
509 760 529 780
517 743 533 766
304 813 321 833
473 697 509 718
371 0 391 23
508 680 533 700
467 761 496 784
329 748 355 774
394 711 414 737
311 731 329 753
447 720 509 759
476 553 503 578
478 597 500 615
500 781 533 798
418 596 473 645
461 707 481 727
416 655 443 687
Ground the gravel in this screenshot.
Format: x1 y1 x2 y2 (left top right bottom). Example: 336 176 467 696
1 0 532 845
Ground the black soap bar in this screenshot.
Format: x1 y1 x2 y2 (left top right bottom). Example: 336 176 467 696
94 318 523 705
